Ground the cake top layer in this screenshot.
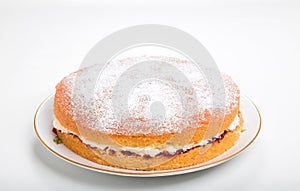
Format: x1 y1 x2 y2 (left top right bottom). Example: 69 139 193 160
55 56 240 135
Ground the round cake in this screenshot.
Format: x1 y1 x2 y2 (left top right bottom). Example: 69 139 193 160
53 56 243 170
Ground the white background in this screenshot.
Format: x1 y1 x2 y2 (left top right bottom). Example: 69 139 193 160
0 0 299 190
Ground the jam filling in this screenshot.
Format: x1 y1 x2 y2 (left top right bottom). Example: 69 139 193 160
53 127 230 159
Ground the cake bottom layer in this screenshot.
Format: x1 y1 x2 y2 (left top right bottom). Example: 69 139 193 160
56 114 243 170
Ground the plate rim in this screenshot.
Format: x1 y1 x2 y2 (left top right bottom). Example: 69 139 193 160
34 94 261 177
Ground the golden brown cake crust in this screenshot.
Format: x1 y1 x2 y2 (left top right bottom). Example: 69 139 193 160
53 57 242 170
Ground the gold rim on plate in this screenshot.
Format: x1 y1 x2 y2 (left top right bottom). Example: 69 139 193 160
34 94 261 177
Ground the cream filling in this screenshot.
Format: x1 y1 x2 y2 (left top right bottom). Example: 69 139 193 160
53 115 240 157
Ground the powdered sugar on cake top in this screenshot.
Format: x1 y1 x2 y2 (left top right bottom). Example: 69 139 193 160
58 56 240 135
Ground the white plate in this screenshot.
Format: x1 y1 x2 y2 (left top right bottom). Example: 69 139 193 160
34 94 261 177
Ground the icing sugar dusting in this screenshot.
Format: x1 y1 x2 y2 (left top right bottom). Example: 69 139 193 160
59 56 239 135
